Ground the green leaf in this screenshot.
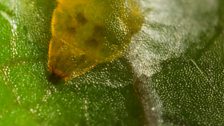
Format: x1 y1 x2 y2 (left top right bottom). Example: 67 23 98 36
0 0 143 126
0 0 224 126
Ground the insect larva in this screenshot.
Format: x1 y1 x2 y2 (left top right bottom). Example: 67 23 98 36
48 0 143 80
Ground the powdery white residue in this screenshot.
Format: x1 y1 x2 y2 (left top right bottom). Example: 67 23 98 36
127 0 218 78
127 0 218 125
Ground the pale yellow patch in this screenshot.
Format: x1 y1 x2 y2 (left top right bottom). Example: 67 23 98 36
48 0 144 80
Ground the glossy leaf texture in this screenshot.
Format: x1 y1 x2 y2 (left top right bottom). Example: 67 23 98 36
0 0 224 126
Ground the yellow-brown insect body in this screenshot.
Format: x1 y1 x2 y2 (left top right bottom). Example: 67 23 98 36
48 0 143 80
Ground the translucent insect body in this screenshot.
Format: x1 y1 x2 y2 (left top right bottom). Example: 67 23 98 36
48 0 143 80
